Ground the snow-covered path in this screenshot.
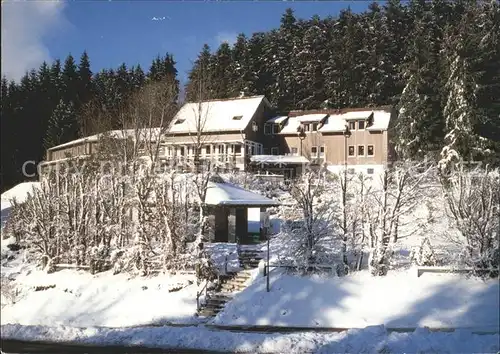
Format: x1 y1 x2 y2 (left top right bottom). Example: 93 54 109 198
1 323 498 354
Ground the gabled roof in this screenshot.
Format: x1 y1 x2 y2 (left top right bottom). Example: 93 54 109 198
168 95 269 134
47 128 163 151
319 110 391 133
267 116 288 124
205 180 280 206
277 113 328 135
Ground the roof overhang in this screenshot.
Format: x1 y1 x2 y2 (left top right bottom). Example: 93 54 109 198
250 155 310 165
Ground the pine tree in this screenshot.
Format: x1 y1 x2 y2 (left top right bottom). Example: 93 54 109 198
440 3 499 168
294 16 328 109
62 54 79 104
77 51 93 108
44 99 78 149
231 33 254 96
211 42 233 98
395 9 445 160
185 44 216 101
473 1 500 164
130 65 146 91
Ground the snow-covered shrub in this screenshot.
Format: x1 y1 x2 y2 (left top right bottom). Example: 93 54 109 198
1 274 18 307
441 166 499 277
285 169 337 268
411 237 438 266
366 162 435 276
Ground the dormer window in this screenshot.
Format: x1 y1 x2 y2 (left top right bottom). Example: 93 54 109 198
303 123 310 132
174 119 185 125
348 121 356 130
232 115 243 120
312 123 318 132
358 120 365 130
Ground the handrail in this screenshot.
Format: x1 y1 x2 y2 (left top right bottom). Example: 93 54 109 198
196 280 209 311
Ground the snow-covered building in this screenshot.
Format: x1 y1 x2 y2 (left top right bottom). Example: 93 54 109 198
163 95 273 171
40 96 395 178
254 106 396 176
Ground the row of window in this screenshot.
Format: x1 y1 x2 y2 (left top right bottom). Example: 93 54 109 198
348 120 367 131
166 144 245 156
265 119 368 135
348 145 374 157
265 145 374 157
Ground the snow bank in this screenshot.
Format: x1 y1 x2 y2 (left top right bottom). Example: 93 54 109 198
1 269 200 327
213 269 500 331
1 182 40 204
1 182 41 230
206 243 240 273
1 323 498 354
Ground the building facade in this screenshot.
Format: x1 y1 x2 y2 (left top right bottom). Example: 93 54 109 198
40 95 395 177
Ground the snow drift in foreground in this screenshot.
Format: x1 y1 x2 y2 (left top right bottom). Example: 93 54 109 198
213 269 500 330
1 323 498 354
0 269 200 327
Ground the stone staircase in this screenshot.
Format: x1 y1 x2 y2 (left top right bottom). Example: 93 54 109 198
238 248 263 269
196 248 263 319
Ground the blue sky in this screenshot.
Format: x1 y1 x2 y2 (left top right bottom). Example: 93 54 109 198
2 1 373 83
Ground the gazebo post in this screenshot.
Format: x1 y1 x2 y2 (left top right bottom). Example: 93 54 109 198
235 207 248 244
214 206 229 242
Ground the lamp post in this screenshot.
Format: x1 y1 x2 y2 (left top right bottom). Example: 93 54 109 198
298 129 306 156
343 124 352 173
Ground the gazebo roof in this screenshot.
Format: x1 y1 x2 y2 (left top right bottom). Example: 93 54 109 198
205 181 280 207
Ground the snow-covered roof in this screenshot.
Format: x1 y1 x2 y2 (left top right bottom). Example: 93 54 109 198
250 155 309 165
366 110 392 131
48 128 163 151
293 113 328 122
319 110 391 133
168 96 267 134
277 113 328 135
278 117 301 134
205 181 279 206
267 116 288 124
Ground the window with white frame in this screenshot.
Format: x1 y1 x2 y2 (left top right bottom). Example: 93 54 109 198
311 146 318 157
205 145 211 154
291 147 298 156
367 145 374 156
312 123 318 132
358 145 365 156
348 146 355 157
179 147 185 156
320 146 325 157
271 147 279 155
303 123 310 132
234 145 242 154
264 123 272 135
358 120 365 130
349 121 356 130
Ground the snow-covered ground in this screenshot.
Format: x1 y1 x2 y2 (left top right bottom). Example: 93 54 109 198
1 323 498 353
1 178 499 352
213 269 500 331
1 266 200 327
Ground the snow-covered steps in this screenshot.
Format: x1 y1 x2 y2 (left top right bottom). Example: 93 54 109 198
197 270 253 319
238 249 263 269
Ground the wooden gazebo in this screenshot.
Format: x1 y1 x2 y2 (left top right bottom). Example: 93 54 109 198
204 179 280 244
